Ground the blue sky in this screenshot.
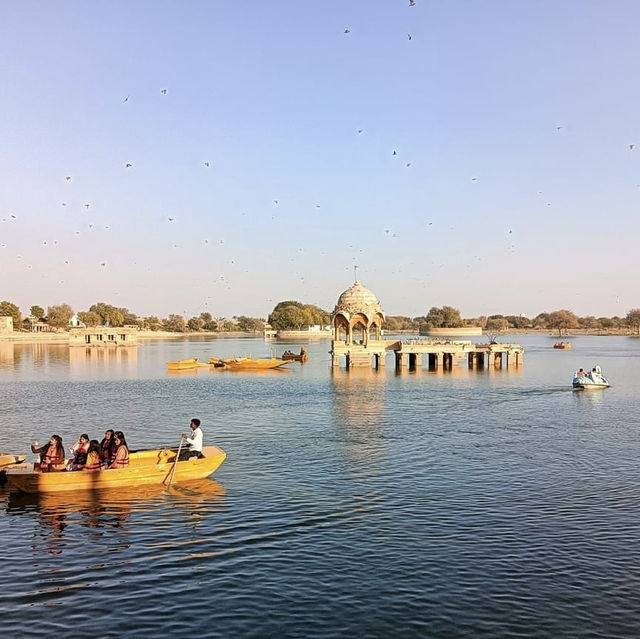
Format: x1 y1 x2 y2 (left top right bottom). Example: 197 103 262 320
2 1 639 319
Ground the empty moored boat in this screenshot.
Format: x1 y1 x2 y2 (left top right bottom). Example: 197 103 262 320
166 357 199 371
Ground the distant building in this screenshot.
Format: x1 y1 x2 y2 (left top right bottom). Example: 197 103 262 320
0 316 13 334
69 325 139 347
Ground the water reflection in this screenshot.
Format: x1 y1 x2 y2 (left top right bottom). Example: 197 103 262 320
69 346 138 377
6 479 226 555
331 368 387 471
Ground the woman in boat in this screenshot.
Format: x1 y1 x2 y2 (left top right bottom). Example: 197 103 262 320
68 434 90 471
31 435 66 472
100 429 116 465
109 431 130 469
83 440 105 471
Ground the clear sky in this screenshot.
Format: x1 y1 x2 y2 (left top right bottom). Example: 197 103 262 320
2 1 639 320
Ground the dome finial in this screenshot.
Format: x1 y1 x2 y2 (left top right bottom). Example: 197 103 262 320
353 264 359 283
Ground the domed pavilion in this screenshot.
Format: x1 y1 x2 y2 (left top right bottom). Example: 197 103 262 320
330 280 387 368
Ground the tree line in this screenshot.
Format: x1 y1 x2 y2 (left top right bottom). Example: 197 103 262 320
2 299 640 335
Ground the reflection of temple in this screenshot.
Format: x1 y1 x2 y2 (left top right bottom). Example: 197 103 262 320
331 367 386 468
331 281 386 368
69 345 138 370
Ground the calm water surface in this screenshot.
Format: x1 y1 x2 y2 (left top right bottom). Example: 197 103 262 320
1 335 640 637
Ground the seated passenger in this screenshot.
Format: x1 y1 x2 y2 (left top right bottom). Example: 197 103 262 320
31 435 66 472
83 440 105 471
68 434 90 471
109 431 130 469
577 368 585 377
100 429 116 466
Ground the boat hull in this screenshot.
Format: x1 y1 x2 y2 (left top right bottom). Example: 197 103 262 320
209 357 290 370
5 446 226 493
166 358 199 370
0 453 26 469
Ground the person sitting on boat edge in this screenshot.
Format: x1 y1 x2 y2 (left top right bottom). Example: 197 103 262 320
109 431 130 469
31 435 66 472
83 440 105 471
576 368 585 377
100 429 116 466
179 418 205 461
68 433 90 471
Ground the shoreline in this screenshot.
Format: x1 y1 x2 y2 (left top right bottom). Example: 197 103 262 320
1 327 637 345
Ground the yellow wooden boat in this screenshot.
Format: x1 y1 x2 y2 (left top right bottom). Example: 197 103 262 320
208 357 290 370
0 452 26 469
5 445 226 494
166 357 199 370
553 342 572 350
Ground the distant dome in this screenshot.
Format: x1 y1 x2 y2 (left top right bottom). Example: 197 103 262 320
333 281 385 321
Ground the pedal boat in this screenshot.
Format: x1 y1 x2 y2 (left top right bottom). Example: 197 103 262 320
572 368 610 390
5 445 226 494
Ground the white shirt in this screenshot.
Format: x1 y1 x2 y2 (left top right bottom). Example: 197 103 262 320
185 426 203 452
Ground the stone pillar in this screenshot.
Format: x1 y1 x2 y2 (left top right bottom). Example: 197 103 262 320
377 352 386 368
414 354 422 369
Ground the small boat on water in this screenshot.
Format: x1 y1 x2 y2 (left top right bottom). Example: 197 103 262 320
554 342 572 349
0 452 26 469
166 357 199 371
282 347 308 363
208 357 290 370
5 445 226 494
573 365 610 390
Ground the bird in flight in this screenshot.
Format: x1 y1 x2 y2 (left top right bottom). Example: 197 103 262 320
61 202 67 207
357 129 364 134
125 163 133 168
630 144 635 150
392 150 397 156
344 28 351 34
204 162 210 167
123 96 129 103
168 217 174 222
555 125 563 131
161 88 167 95
84 203 90 209
65 176 71 181
408 33 412 40
409 0 416 5
406 162 411 167
274 200 279 205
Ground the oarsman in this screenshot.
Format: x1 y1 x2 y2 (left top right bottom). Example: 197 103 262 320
179 418 205 460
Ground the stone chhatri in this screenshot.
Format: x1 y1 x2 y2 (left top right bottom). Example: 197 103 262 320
332 280 385 322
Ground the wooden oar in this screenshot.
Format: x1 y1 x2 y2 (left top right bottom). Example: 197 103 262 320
165 436 185 488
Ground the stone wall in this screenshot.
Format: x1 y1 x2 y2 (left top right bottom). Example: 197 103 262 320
0 316 14 334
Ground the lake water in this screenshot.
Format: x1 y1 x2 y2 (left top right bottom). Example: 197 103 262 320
1 335 640 637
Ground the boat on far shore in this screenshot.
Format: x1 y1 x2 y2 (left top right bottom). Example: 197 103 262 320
554 342 572 349
166 357 199 371
208 357 290 370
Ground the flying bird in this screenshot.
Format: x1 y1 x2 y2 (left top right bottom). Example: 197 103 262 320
344 28 351 34
555 126 563 131
273 200 279 205
123 96 129 103
65 176 71 181
84 204 90 209
204 162 210 167
161 88 167 95
357 129 364 134
408 33 412 40
168 217 174 222
409 0 416 5
471 177 477 181
630 144 635 150
61 203 67 207
392 150 397 156
125 163 133 168
406 162 411 167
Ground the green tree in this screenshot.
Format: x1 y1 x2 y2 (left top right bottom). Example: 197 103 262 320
163 314 186 332
269 305 308 330
77 311 101 327
199 312 212 323
626 309 640 334
424 306 463 328
0 300 21 326
30 305 45 320
89 302 124 327
142 316 162 331
47 303 74 329
235 316 265 332
578 315 599 330
485 317 510 342
547 310 579 336
187 317 204 331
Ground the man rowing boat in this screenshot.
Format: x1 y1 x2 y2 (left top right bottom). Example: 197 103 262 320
179 418 204 461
